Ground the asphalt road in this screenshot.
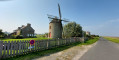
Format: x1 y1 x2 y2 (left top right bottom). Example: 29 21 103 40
79 37 119 60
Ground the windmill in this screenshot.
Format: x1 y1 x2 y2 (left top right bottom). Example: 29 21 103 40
48 3 69 39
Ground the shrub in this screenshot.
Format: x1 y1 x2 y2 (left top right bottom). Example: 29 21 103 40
16 35 23 39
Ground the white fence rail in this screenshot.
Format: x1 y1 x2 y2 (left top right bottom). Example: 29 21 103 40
0 37 85 59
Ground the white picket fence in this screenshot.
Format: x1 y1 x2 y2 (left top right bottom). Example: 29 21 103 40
0 37 85 59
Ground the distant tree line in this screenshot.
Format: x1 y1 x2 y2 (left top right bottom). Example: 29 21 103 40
0 29 6 38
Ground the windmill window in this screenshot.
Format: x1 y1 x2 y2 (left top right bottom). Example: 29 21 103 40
50 26 51 29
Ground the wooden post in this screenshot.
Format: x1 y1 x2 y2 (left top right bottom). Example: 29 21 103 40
21 40 23 54
0 41 3 59
24 40 26 53
48 40 50 49
37 40 40 51
13 41 16 56
26 40 29 52
10 41 13 57
7 41 10 58
19 40 21 55
30 44 31 52
35 40 37 51
16 41 18 55
3 41 7 58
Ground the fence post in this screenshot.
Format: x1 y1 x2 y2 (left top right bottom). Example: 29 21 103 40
19 40 21 55
12 41 15 56
26 40 28 52
35 40 37 51
3 41 7 58
24 40 26 53
38 40 40 51
10 41 13 57
7 41 10 58
48 40 50 49
0 41 3 59
22 40 24 53
16 41 18 55
45 40 47 49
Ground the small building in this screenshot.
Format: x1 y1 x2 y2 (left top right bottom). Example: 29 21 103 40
12 23 35 38
49 19 63 39
86 31 91 36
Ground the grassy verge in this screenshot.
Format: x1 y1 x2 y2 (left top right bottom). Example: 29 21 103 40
81 37 99 45
2 37 99 60
104 37 119 43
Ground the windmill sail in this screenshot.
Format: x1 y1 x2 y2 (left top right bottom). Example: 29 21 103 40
58 3 62 20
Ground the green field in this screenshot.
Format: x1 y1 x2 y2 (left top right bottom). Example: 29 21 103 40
104 37 119 43
2 37 99 60
0 37 49 42
0 35 50 42
3 37 48 41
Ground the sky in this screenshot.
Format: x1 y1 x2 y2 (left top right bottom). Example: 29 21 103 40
0 0 119 37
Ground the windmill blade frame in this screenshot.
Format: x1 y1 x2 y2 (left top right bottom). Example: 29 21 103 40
61 20 69 22
58 3 62 20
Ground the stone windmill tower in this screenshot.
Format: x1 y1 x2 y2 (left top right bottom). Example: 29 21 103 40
48 4 69 39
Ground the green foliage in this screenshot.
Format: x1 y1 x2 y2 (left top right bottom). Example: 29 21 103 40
63 22 83 38
16 35 23 39
0 29 5 38
37 33 48 38
91 35 99 37
82 37 99 45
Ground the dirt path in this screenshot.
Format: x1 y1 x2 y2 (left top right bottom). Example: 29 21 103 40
32 42 97 60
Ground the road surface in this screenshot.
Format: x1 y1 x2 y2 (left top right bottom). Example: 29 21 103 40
79 37 119 60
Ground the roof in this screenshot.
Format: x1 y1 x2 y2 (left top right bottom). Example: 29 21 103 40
14 26 26 32
50 19 61 23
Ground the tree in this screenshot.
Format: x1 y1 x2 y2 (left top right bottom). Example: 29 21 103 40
0 29 5 38
63 22 83 38
0 29 2 34
82 31 86 37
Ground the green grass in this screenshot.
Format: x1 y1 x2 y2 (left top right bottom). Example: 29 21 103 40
0 37 49 42
104 37 119 43
2 37 99 60
0 35 50 42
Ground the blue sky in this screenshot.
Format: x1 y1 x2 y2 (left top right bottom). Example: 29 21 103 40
0 0 119 36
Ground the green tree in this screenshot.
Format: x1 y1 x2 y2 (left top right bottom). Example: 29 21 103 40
0 29 5 38
63 22 83 38
82 31 86 37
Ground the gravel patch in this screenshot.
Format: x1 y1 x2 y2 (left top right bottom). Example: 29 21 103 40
33 42 97 60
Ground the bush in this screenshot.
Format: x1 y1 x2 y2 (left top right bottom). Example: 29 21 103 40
63 22 83 38
16 35 23 39
10 35 16 39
